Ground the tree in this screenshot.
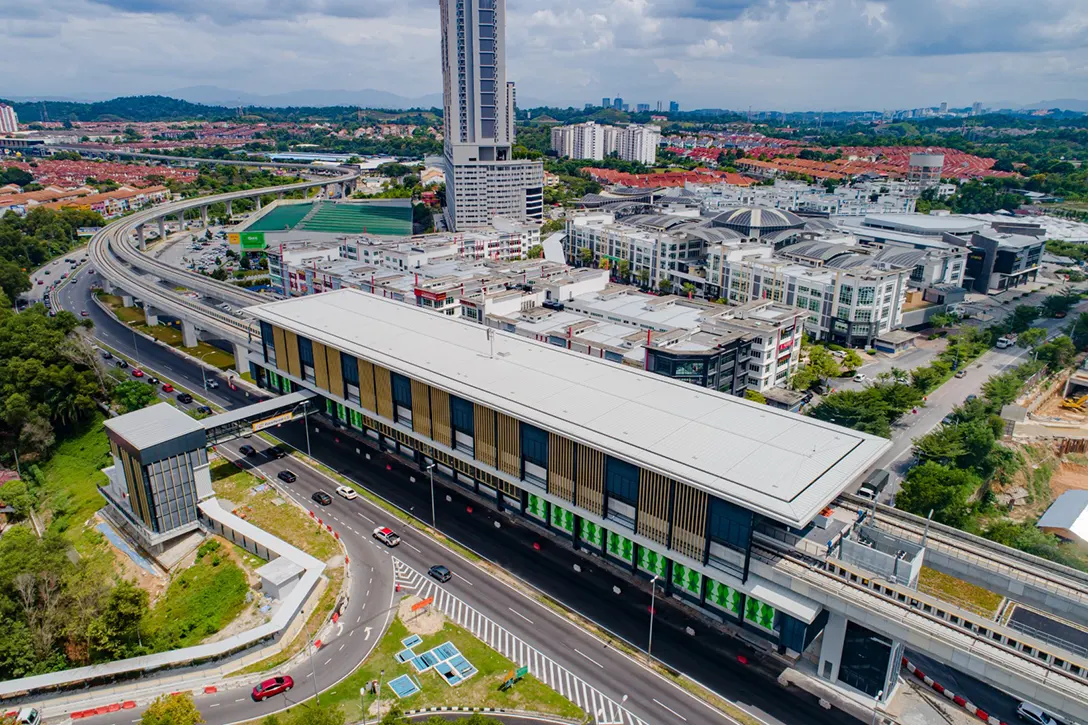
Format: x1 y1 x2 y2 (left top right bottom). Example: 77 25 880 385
982 371 1026 408
1016 327 1047 350
540 218 564 235
895 461 979 527
210 267 229 281
526 245 544 260
578 247 594 267
88 579 148 662
929 312 959 329
1008 304 1040 333
744 389 767 404
0 480 34 518
806 345 840 385
635 269 651 289
1036 335 1076 368
286 704 346 725
113 381 158 413
616 259 630 282
1041 293 1077 318
680 282 696 298
141 693 203 725
1071 312 1088 350
808 389 892 437
658 279 674 294
842 349 863 371
0 262 31 302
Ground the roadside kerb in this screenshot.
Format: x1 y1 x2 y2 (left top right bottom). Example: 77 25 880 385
901 657 1011 725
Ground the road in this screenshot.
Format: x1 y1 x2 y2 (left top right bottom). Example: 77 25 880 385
56 261 864 725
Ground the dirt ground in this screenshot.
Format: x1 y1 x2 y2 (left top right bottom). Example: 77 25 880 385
1034 391 1088 422
95 513 168 601
1049 458 1088 497
398 594 445 636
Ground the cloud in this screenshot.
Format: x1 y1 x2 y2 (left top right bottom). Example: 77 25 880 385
0 0 1084 111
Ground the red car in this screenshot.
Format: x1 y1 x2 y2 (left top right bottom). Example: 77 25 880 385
131 369 144 378
162 383 174 393
252 675 293 701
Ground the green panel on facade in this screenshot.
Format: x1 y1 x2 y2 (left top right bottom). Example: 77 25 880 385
744 596 776 631
526 493 548 521
637 546 668 578
326 398 336 416
550 504 575 533
580 519 604 549
671 562 702 596
336 403 347 422
349 409 363 430
605 530 635 563
706 578 743 617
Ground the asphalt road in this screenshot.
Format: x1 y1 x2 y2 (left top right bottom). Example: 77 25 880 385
55 264 865 725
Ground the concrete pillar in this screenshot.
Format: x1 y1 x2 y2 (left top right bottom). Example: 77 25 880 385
226 199 233 218
817 612 848 685
136 224 146 250
121 295 134 308
200 205 209 229
158 216 166 241
277 191 284 200
233 342 249 376
144 306 159 327
181 319 199 348
254 195 262 211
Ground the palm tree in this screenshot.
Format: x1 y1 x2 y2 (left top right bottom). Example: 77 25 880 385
635 269 651 289
658 279 674 295
681 282 697 298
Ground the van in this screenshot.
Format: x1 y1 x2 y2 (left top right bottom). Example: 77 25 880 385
857 469 892 501
996 337 1013 349
16 708 41 725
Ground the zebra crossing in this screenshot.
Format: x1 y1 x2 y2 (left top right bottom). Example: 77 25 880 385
393 557 647 725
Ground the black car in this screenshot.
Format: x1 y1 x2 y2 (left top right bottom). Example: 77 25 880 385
116 359 128 368
267 446 288 459
428 565 452 583
311 491 332 506
277 470 297 483
239 444 257 457
195 405 212 415
176 392 193 404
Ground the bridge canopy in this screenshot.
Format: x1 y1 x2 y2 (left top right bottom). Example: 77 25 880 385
202 389 318 445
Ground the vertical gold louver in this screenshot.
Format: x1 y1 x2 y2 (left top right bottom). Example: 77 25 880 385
671 482 708 561
313 341 330 391
430 388 452 447
326 347 344 398
411 380 432 438
283 330 301 378
496 412 520 478
272 326 288 374
473 404 497 468
374 364 394 420
637 470 672 546
575 444 605 516
547 433 575 503
357 358 376 412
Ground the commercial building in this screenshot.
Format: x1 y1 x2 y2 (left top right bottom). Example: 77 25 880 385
669 101 679 113
964 228 1045 293
0 104 18 134
636 103 651 113
550 122 661 164
248 288 886 663
692 179 926 217
906 153 945 195
439 0 543 230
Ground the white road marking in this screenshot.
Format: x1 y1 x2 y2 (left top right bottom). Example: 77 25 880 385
453 572 473 586
235 698 245 702
209 703 220 708
339 644 345 651
508 607 534 625
324 657 333 666
574 648 605 669
357 512 374 523
654 699 687 721
405 542 422 553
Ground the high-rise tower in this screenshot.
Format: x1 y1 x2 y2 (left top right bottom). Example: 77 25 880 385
439 0 543 231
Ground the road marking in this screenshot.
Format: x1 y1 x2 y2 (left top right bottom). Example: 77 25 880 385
339 644 345 651
508 607 534 625
235 698 245 702
324 657 333 666
653 699 687 721
453 572 473 586
405 542 422 553
366 589 370 596
357 512 374 523
209 703 220 708
574 648 605 669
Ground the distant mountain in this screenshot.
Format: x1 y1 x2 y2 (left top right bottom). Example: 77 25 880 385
983 98 1088 113
166 85 442 110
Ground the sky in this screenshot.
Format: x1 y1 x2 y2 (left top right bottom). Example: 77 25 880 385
2 0 1087 111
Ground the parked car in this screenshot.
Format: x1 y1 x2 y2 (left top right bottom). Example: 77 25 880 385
277 470 297 483
312 491 332 506
853 373 867 383
131 369 144 378
954 369 968 378
176 392 193 404
336 485 357 500
239 444 256 457
372 527 400 547
252 675 294 702
428 565 452 583
1016 702 1059 725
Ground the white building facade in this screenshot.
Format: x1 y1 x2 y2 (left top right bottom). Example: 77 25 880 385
550 122 661 165
0 104 17 134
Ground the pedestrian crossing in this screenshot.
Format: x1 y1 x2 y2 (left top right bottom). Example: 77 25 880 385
393 557 646 725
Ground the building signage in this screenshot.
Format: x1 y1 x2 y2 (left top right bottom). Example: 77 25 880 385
240 231 267 251
414 288 447 303
251 411 293 432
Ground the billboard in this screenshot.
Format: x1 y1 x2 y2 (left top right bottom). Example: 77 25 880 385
227 232 240 245
240 232 266 251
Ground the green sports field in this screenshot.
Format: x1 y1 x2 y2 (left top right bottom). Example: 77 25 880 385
244 203 312 232
244 201 413 236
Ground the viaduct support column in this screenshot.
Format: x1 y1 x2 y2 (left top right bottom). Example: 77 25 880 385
200 205 209 229
226 200 233 218
254 195 263 211
136 224 146 250
181 319 199 348
232 343 249 376
277 191 284 200
144 306 159 327
121 294 135 308
158 216 166 242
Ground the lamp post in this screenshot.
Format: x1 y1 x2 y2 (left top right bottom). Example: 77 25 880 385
647 575 659 664
870 689 884 725
425 462 437 529
291 400 313 458
307 614 320 704
377 668 385 723
130 325 140 365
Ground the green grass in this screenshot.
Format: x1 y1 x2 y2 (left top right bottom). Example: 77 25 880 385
918 566 1004 617
210 461 338 561
145 539 249 651
38 415 113 544
115 307 146 325
250 614 583 724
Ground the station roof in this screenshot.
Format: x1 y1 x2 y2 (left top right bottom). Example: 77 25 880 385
249 290 889 528
104 402 204 451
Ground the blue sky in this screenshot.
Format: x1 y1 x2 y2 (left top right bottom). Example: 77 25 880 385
1 0 1086 110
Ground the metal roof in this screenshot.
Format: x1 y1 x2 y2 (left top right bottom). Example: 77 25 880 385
104 402 204 451
201 389 317 430
249 290 889 528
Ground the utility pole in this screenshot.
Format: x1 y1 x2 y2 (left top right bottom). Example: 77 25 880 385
647 575 659 663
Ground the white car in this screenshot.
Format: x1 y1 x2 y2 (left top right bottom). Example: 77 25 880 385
853 373 867 382
372 527 400 547
336 485 358 500
1016 702 1058 725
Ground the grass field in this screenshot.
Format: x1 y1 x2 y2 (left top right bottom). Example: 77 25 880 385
96 293 236 370
245 613 583 724
918 566 1005 617
37 415 112 544
145 538 249 651
210 460 338 561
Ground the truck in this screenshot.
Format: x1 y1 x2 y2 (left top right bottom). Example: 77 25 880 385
996 336 1014 349
856 469 892 502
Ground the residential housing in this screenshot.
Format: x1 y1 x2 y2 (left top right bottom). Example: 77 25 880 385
550 122 662 164
0 104 18 134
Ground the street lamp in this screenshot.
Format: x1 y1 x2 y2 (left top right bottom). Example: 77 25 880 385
377 668 385 723
425 462 437 529
307 613 320 705
291 400 313 458
647 575 660 664
870 689 884 725
130 325 140 365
